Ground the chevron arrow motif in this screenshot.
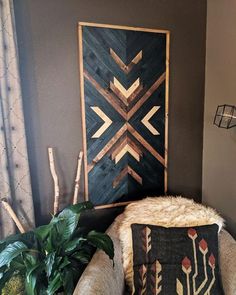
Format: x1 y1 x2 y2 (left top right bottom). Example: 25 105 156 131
114 143 140 163
113 77 140 98
111 135 143 164
90 106 112 138
113 165 142 188
110 77 142 106
141 106 160 135
110 48 142 74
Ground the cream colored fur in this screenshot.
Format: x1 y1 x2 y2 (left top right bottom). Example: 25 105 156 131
115 196 224 291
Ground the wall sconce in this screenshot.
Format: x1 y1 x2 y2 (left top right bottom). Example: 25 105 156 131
214 104 236 129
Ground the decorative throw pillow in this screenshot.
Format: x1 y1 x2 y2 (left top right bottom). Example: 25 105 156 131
116 196 224 289
131 223 224 295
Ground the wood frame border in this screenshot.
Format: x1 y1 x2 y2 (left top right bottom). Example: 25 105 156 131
78 22 170 209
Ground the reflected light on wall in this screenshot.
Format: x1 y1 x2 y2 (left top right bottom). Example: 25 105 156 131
214 104 236 129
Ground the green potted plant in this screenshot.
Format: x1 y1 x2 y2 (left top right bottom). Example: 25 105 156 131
0 202 114 295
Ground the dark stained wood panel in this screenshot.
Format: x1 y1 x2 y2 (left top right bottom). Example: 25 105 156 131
78 22 170 207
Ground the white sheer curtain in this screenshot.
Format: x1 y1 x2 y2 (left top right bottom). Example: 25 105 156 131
0 0 35 238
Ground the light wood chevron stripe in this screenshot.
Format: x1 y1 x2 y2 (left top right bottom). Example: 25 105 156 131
88 124 127 173
110 48 142 74
113 165 142 188
141 106 160 135
111 136 143 160
127 72 166 120
110 82 143 106
84 70 127 120
127 123 165 166
109 82 129 106
127 84 143 104
111 136 128 159
114 143 140 163
127 166 142 185
113 77 140 99
91 106 112 138
127 136 143 156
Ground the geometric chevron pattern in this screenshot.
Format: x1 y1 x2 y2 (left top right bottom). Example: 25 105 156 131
79 23 169 206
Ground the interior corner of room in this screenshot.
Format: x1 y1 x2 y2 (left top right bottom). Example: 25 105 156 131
0 0 236 294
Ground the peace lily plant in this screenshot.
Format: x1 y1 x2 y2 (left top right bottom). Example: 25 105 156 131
0 202 114 295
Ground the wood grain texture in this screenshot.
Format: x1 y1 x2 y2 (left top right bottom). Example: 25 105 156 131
84 70 127 119
127 123 165 166
109 82 129 106
113 77 140 99
78 23 169 206
90 106 112 138
110 80 143 106
141 106 161 135
127 72 166 120
113 165 142 188
88 124 127 172
114 144 140 164
78 24 89 199
79 22 170 34
110 48 142 74
164 32 170 193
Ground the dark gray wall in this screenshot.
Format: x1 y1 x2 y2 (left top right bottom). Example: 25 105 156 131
13 0 207 225
203 0 236 238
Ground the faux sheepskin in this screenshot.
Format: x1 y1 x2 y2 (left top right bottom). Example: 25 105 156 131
115 196 224 291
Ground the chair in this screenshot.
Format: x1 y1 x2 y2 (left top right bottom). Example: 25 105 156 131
73 199 236 295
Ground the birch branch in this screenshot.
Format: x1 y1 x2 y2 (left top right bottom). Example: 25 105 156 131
1 198 26 233
48 147 60 214
73 151 83 205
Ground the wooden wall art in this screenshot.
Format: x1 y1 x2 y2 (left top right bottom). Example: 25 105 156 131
78 22 170 208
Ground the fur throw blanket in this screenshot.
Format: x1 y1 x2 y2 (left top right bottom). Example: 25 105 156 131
115 196 224 291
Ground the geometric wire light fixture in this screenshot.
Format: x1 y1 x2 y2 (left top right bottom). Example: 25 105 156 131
214 104 236 129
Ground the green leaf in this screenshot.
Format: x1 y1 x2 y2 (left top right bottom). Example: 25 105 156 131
55 201 94 242
34 224 53 241
62 268 75 295
47 272 62 295
27 263 41 281
23 253 42 295
55 256 62 266
56 209 79 241
0 272 3 280
0 232 36 251
39 287 47 295
65 201 94 214
10 257 26 271
22 252 44 295
25 271 37 295
44 226 59 253
0 241 28 268
71 249 92 264
19 232 37 248
58 257 70 270
64 237 86 253
45 252 55 278
24 252 37 266
87 231 114 260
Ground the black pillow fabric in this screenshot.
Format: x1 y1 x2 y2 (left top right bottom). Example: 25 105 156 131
131 223 224 295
